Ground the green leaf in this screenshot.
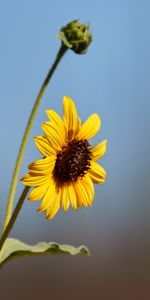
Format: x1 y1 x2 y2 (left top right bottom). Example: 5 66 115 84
0 238 90 268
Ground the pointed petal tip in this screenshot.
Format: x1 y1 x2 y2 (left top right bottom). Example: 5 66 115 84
91 139 108 161
21 177 25 184
45 214 52 220
21 174 28 182
45 209 58 220
77 113 101 140
63 95 73 102
89 161 107 184
103 139 108 145
103 139 108 148
63 96 77 111
34 136 42 143
45 109 49 115
37 208 43 213
92 113 101 128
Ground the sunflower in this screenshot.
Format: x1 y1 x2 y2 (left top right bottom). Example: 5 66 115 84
21 96 107 219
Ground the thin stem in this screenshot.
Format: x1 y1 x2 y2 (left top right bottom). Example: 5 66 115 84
0 186 30 251
2 44 68 233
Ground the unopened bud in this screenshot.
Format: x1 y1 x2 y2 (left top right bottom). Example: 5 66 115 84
57 20 92 54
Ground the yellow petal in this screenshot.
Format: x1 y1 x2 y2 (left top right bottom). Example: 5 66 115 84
74 180 89 207
82 174 94 205
91 140 107 161
61 184 70 212
28 156 56 173
75 117 82 136
28 168 53 176
34 136 56 156
46 188 61 220
44 121 65 145
46 109 66 139
21 173 49 186
77 113 101 140
38 179 55 212
68 184 77 210
28 184 48 201
88 161 106 183
42 122 62 151
63 96 78 140
73 182 83 208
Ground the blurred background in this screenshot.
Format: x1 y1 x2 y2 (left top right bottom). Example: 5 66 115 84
0 0 150 299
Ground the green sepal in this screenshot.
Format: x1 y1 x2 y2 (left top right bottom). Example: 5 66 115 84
0 238 90 268
56 32 72 49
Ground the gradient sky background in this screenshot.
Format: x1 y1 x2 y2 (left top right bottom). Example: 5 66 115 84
0 0 150 299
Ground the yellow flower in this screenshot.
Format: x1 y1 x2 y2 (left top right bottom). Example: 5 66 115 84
21 97 107 220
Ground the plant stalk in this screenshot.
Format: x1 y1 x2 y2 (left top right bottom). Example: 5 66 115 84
0 186 30 251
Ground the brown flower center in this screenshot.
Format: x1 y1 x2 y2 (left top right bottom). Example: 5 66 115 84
54 139 92 183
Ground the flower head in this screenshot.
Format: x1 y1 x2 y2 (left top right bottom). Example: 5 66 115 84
57 20 92 54
21 97 107 220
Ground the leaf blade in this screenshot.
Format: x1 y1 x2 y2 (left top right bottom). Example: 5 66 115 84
0 238 90 268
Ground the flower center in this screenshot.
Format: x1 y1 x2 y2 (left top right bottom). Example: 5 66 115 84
54 139 92 183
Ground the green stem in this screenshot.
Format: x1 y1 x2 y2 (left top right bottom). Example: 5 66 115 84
2 44 68 233
0 186 30 251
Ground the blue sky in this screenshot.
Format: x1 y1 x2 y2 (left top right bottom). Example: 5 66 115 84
0 2 150 296
0 0 150 234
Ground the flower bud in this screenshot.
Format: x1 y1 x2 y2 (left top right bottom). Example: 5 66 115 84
57 20 92 54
